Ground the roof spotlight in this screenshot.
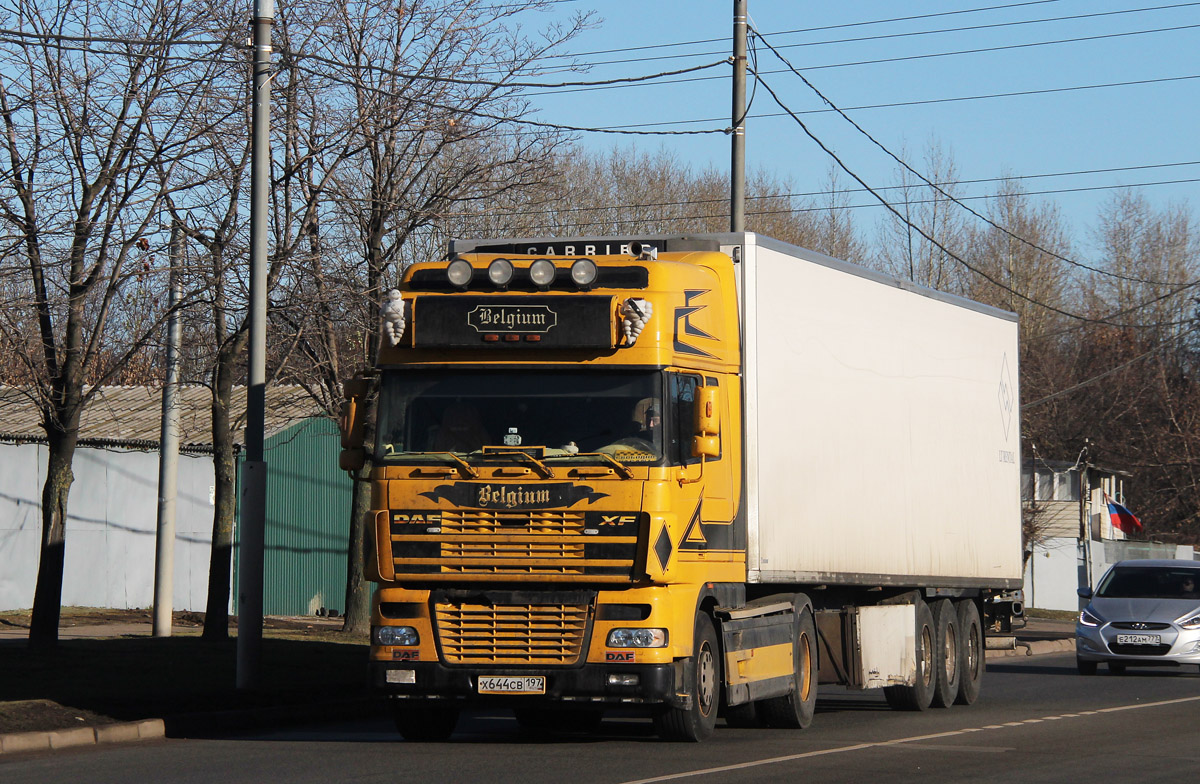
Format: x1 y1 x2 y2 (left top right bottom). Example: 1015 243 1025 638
570 258 598 289
529 259 556 289
488 258 514 288
446 258 473 289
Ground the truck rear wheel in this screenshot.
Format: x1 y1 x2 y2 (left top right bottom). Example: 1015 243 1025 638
392 700 459 742
654 612 720 742
954 599 984 705
883 600 935 711
758 603 817 729
930 599 961 708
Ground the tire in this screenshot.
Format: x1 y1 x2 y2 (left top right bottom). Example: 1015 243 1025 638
758 602 818 729
930 599 961 708
722 701 761 728
883 600 935 711
514 707 603 734
1077 658 1098 675
955 599 984 705
654 612 720 742
1108 661 1127 675
392 701 459 741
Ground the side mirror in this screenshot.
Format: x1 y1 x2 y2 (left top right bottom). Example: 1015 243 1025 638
691 435 719 459
339 376 370 450
1077 587 1093 599
339 447 366 473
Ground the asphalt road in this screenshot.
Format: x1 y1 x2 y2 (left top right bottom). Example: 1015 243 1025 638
6 651 1200 783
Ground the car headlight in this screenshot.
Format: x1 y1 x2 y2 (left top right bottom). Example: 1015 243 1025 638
606 628 667 648
373 625 420 646
1178 613 1200 630
1078 608 1103 628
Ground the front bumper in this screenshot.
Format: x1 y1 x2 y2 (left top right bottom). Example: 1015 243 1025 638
371 659 689 708
1076 622 1200 666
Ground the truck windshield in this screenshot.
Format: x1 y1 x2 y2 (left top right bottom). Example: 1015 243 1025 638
376 369 669 466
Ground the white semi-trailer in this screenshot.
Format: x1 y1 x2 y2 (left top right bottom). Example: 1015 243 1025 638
342 232 1024 741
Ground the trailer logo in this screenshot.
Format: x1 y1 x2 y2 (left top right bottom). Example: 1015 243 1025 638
998 353 1014 442
674 290 717 359
468 304 557 333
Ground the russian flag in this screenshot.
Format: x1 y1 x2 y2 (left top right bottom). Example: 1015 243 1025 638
1105 493 1142 534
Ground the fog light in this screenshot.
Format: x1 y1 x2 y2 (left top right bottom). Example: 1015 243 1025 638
607 628 667 648
386 669 416 684
529 259 556 288
447 259 473 288
488 258 514 288
374 625 420 646
608 673 640 686
570 258 598 288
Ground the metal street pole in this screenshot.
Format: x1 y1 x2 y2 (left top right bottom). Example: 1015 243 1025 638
152 223 184 638
237 0 273 690
730 0 747 232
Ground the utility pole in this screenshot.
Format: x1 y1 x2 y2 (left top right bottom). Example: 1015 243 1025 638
237 0 273 690
730 0 747 232
1078 442 1093 598
152 222 184 638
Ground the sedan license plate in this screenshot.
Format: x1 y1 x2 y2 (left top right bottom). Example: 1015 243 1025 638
1116 633 1161 645
477 676 545 695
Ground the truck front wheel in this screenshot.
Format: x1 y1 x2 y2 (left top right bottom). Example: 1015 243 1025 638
654 612 720 742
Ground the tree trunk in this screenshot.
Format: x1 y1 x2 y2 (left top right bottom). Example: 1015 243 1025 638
29 416 80 649
203 336 246 639
341 466 372 635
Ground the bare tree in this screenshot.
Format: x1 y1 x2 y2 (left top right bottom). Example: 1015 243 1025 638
0 0 233 646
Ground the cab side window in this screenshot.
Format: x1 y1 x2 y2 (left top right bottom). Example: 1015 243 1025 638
668 373 704 466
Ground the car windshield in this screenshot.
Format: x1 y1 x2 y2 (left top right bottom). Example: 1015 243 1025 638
1096 566 1200 600
375 369 676 466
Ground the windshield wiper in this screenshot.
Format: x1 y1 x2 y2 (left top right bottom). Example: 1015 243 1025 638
480 448 555 479
419 451 479 478
546 450 635 479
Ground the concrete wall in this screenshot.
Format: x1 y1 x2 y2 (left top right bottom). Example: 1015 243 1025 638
1024 536 1195 612
0 442 217 611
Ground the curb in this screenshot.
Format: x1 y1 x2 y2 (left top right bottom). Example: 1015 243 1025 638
0 718 163 756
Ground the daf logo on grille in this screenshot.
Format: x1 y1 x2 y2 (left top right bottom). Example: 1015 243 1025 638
1129 622 1149 630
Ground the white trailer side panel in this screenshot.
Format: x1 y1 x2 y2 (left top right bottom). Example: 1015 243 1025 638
742 236 1022 586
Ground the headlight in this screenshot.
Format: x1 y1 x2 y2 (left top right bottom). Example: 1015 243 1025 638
446 259 473 288
1078 608 1103 628
606 628 667 648
373 625 419 646
487 258 514 288
570 258 598 288
529 258 556 288
1178 613 1200 629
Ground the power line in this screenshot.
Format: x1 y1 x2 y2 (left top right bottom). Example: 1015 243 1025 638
748 65 1198 327
527 22 1200 96
752 28 1179 287
554 2 1200 71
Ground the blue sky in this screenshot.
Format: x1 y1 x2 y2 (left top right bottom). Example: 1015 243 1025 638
526 0 1199 251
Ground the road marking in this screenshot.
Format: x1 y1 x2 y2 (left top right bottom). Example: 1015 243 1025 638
617 695 1200 784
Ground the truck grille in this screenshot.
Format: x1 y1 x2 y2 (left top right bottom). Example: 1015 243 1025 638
389 509 644 582
434 600 590 665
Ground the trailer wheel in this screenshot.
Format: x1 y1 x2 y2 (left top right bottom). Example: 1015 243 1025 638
759 603 818 729
883 600 935 711
930 599 961 708
954 599 984 705
392 701 459 742
654 612 720 742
